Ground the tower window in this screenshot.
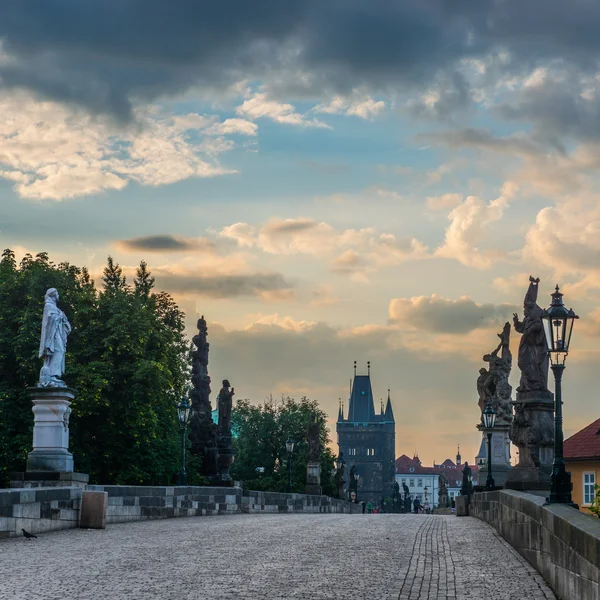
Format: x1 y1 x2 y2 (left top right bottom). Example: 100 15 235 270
367 448 376 456
348 448 356 456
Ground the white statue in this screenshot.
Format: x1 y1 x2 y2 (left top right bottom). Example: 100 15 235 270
38 288 71 387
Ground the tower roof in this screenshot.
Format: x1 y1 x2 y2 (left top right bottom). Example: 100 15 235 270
348 374 376 423
475 436 487 460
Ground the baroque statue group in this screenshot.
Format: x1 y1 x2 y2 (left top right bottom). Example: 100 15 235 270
476 276 556 487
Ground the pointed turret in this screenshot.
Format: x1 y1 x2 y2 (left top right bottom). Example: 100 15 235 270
456 444 462 466
384 388 395 422
337 398 344 422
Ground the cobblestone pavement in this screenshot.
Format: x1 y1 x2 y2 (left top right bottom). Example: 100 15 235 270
0 514 555 600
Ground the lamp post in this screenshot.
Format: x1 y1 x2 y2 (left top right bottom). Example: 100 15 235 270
353 471 359 503
483 401 497 490
286 438 295 493
541 285 579 506
176 397 191 486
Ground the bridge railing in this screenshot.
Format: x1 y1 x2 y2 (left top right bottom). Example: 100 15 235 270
471 489 600 600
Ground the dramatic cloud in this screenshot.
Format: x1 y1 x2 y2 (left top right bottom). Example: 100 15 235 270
219 217 428 275
389 294 517 334
314 93 385 119
116 235 215 253
0 92 242 199
236 91 330 128
3 1 600 121
154 270 294 299
435 182 518 269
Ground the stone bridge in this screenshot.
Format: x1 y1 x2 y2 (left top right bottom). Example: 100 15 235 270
1 486 599 599
0 512 553 600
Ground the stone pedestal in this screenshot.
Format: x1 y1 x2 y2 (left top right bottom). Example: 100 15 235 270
477 424 512 486
217 435 234 485
505 390 554 490
26 387 75 472
305 462 322 495
9 471 89 489
455 495 470 517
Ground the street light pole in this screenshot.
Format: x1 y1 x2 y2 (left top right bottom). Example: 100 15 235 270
540 285 578 506
176 397 191 486
483 401 497 490
286 438 295 494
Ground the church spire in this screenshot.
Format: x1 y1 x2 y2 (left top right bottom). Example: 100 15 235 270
456 444 462 466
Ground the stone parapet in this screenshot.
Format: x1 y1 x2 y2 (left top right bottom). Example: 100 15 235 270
86 485 243 523
242 490 363 514
471 489 600 600
0 486 82 538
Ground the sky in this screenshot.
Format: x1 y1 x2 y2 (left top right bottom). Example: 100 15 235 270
1 0 600 466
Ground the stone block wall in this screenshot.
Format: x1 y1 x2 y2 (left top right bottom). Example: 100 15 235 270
471 489 600 600
86 485 243 523
0 486 82 537
242 491 363 514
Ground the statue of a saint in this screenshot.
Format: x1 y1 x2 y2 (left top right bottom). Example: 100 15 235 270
513 277 549 393
349 465 358 493
217 379 234 435
38 288 71 387
478 322 513 425
402 482 410 497
307 412 322 461
460 462 473 496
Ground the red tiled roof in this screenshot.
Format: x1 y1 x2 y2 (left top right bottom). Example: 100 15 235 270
440 459 457 468
564 417 600 461
395 454 479 482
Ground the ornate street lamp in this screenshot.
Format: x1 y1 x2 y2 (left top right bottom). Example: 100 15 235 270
541 285 579 506
176 397 191 485
286 438 295 493
483 401 497 490
353 471 359 503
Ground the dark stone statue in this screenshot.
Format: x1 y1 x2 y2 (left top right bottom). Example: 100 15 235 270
307 412 322 462
460 462 473 496
513 277 549 393
217 380 234 436
478 321 513 426
189 315 219 478
349 465 358 494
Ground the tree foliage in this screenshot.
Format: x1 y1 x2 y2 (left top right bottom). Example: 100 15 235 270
230 395 336 495
0 251 190 486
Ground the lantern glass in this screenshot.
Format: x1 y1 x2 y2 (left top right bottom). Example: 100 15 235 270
483 401 497 429
177 397 191 426
541 286 578 365
286 439 295 454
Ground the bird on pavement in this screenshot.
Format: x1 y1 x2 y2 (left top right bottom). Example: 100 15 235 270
21 528 37 539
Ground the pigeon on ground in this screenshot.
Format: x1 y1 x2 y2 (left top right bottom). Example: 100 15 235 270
21 528 37 539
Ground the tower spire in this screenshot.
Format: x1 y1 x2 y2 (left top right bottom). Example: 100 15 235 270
337 398 344 422
384 388 395 422
367 360 371 376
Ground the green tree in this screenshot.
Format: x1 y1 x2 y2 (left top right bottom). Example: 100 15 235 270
0 252 190 487
231 395 337 495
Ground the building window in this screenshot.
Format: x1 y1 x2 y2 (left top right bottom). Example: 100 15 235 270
401 479 406 484
367 448 375 456
449 491 455 497
348 448 356 456
417 479 423 487
409 479 414 487
584 472 596 505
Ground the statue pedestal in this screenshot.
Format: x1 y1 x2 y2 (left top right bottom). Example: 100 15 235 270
505 390 554 490
26 387 75 473
305 462 322 495
477 423 512 486
217 434 234 485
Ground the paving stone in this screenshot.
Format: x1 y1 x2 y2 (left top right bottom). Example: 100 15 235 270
0 514 556 599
